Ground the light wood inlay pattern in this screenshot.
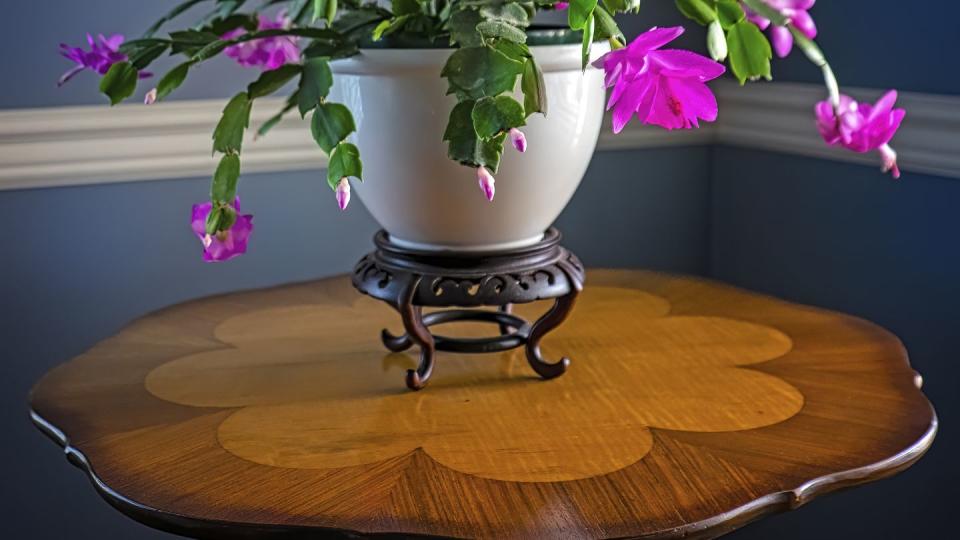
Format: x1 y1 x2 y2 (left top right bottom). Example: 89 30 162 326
29 270 936 539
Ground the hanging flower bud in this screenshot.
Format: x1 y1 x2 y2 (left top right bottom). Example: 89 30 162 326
509 128 527 153
707 20 728 62
335 177 351 210
144 87 158 105
477 166 495 202
879 144 901 180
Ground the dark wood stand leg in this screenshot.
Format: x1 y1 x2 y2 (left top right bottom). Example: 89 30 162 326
380 329 413 353
397 279 435 391
498 304 513 336
353 228 585 391
525 292 578 379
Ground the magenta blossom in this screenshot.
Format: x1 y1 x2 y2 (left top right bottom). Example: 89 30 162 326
815 90 906 179
190 198 254 262
223 11 300 71
743 0 817 58
593 27 725 132
58 33 151 86
555 2 569 9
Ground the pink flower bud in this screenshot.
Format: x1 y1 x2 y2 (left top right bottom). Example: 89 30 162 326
144 87 158 105
202 233 213 249
477 166 495 202
336 177 351 210
879 144 901 180
509 128 527 153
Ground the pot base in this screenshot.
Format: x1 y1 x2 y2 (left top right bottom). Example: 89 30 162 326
387 232 547 254
352 228 585 390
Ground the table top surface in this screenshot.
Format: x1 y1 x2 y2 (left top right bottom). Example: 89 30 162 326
30 270 936 539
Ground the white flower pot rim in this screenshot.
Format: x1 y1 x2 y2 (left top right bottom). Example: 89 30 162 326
333 42 596 74
351 25 583 48
334 26 599 74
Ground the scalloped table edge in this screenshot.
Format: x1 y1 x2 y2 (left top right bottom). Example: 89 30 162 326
29 403 938 540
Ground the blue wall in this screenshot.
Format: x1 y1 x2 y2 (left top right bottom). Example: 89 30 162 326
769 1 960 95
708 3 958 538
6 1 224 109
707 3 959 538
709 147 957 539
2 0 956 539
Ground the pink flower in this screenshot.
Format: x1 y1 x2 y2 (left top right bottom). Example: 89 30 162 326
743 0 817 58
815 90 906 179
335 178 351 210
223 12 300 71
190 198 254 262
144 87 158 105
555 2 569 9
509 128 527 153
58 33 152 86
593 27 725 132
477 166 496 201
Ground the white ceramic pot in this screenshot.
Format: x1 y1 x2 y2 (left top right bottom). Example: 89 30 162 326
330 41 608 252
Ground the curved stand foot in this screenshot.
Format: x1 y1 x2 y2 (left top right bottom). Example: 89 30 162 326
405 368 427 391
399 280 435 391
381 329 413 352
525 292 578 380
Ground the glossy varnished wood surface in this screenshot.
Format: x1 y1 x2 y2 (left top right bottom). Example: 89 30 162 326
30 270 936 539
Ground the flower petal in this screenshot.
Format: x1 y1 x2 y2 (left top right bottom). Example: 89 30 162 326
790 9 818 39
669 77 719 124
647 49 726 81
770 26 794 58
627 26 685 55
57 65 85 86
769 0 816 11
191 201 213 237
866 90 898 123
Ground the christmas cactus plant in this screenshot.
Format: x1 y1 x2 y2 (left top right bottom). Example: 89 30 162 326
60 0 904 262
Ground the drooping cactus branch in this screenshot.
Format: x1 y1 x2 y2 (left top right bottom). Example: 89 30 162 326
58 0 904 262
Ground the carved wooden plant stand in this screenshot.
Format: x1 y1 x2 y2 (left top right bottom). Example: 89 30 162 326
352 228 585 390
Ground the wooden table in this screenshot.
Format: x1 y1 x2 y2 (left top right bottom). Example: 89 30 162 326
30 270 936 539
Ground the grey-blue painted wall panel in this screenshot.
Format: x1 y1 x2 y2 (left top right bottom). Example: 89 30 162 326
762 1 960 95
0 146 710 539
710 146 956 540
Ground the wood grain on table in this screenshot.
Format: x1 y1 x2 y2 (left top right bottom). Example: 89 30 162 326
30 270 937 539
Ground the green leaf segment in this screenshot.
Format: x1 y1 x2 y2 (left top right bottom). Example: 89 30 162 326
119 0 363 233
441 2 539 172
674 0 771 83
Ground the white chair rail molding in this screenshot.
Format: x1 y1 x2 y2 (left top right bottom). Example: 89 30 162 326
1 81 958 191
